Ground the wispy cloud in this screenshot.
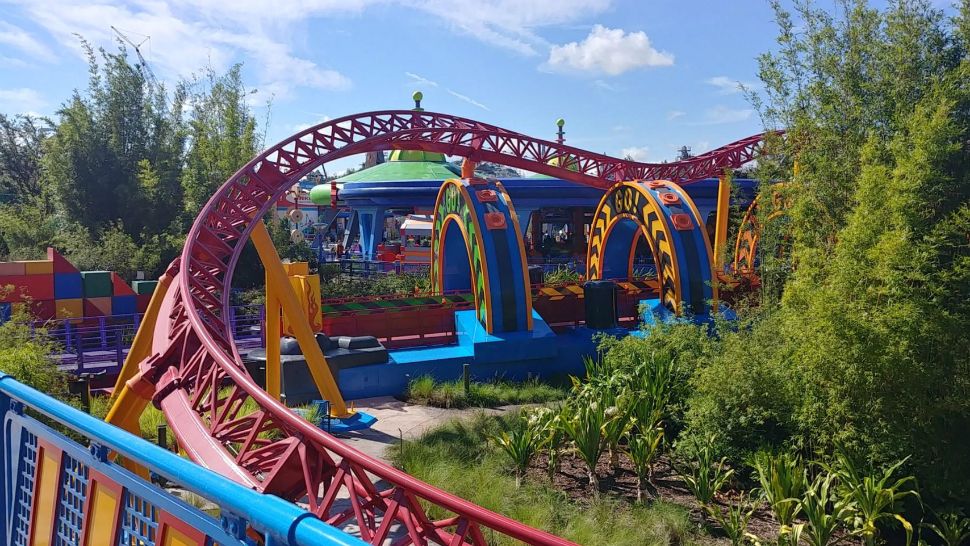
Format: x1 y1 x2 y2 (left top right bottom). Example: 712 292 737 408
0 21 56 62
666 110 686 121
705 76 759 95
446 88 489 111
408 0 612 56
545 24 673 76
593 79 617 91
620 146 651 162
5 0 352 101
405 71 439 87
0 88 47 114
691 105 753 125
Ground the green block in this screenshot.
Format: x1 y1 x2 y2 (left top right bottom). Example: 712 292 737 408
80 271 112 298
132 280 159 295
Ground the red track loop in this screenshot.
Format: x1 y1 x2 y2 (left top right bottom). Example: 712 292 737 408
144 110 773 545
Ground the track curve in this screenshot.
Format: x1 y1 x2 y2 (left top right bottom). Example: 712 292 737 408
142 110 773 545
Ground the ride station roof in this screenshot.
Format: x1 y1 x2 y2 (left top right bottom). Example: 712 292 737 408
337 149 460 183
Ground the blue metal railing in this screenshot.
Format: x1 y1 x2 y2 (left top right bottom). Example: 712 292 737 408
0 373 366 546
31 305 265 375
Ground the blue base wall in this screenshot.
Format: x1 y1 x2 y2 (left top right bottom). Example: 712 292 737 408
335 309 626 400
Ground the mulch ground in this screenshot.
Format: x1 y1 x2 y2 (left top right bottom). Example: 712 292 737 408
525 451 791 543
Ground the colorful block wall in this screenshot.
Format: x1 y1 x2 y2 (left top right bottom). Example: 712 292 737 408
0 247 157 323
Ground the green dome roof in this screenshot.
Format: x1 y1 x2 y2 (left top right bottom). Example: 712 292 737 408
337 149 460 182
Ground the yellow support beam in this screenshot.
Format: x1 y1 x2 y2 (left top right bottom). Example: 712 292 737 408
265 275 282 401
713 173 732 271
250 222 351 417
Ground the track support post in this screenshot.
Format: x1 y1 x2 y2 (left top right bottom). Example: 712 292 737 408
250 222 351 417
713 173 732 271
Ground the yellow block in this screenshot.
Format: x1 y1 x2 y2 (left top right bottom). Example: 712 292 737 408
30 448 60 546
282 261 309 276
84 482 120 546
163 526 200 546
23 260 54 275
55 298 83 319
283 274 323 335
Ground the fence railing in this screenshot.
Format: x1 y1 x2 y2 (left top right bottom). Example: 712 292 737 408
0 373 366 546
34 305 266 375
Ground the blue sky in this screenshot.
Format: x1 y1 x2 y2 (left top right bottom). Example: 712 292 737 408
0 0 939 174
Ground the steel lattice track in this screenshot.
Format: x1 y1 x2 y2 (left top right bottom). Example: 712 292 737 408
140 110 773 545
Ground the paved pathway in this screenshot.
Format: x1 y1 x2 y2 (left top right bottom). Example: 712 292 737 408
334 397 525 462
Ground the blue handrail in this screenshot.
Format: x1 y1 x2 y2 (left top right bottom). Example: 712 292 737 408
0 373 367 546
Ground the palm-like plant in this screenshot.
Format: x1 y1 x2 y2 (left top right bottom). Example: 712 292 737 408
752 450 806 527
922 510 970 546
626 425 664 502
800 471 852 546
491 416 541 488
676 435 734 506
832 451 919 546
530 406 566 480
561 400 612 496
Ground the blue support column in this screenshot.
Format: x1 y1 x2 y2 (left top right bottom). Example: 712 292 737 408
357 207 386 260
514 207 535 234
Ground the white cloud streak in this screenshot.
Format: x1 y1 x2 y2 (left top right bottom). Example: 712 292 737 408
446 88 489 111
405 71 439 87
0 21 56 62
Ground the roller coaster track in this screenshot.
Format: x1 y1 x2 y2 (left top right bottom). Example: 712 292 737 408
139 110 773 545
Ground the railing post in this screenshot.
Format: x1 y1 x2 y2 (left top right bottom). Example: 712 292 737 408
65 321 73 354
76 335 85 372
98 316 107 350
0 384 8 545
115 330 123 370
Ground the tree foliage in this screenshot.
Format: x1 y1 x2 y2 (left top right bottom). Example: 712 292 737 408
686 0 970 508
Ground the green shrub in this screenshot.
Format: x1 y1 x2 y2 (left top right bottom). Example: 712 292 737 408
404 375 566 409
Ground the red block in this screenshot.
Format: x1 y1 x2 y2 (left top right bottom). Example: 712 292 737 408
22 299 56 321
83 297 111 316
135 294 152 313
0 275 54 302
111 272 136 296
47 247 78 274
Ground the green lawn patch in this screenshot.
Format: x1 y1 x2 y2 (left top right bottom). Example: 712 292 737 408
388 412 709 546
405 375 568 409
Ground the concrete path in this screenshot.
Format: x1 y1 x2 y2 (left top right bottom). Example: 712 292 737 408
334 396 525 462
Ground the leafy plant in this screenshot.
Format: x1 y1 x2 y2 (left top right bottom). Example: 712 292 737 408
491 412 542 488
676 435 734 506
626 426 664 502
561 400 612 496
832 451 919 546
799 472 852 546
707 491 758 546
752 450 806 527
922 510 970 546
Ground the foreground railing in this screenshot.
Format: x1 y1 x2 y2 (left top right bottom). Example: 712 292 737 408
0 373 366 546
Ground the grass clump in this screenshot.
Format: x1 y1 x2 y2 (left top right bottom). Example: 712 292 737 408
388 412 704 546
405 375 567 409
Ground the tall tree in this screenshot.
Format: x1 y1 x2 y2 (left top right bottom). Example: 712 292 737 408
41 40 185 237
181 64 259 214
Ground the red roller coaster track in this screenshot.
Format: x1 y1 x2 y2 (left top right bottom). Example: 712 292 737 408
140 110 773 545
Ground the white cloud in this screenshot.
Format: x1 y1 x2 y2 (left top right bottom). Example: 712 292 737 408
666 110 685 121
0 88 47 114
407 0 612 56
0 21 56 62
545 25 673 76
405 71 439 87
6 0 351 101
620 146 651 162
692 105 754 125
695 140 711 152
705 76 759 95
446 88 489 111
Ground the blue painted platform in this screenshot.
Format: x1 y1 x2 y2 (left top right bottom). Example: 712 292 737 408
336 309 618 399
